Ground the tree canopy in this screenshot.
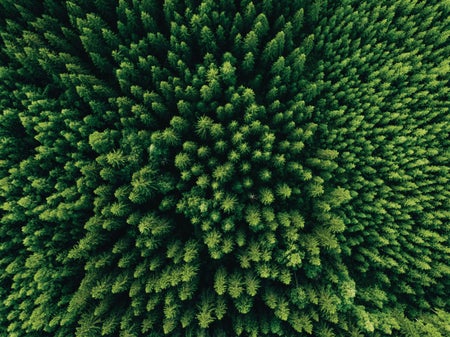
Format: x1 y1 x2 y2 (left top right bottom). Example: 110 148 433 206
0 1 449 336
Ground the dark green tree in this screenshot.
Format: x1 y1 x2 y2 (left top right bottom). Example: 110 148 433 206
1 1 448 336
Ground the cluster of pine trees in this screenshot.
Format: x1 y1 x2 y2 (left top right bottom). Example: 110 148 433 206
0 0 448 336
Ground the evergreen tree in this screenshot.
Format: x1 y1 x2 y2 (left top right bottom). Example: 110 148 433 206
0 0 448 336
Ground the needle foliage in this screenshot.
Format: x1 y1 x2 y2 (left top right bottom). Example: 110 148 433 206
1 1 449 336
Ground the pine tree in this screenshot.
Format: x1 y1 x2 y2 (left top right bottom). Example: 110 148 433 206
1 0 449 336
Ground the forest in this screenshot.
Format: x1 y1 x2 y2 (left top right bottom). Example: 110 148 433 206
0 0 449 336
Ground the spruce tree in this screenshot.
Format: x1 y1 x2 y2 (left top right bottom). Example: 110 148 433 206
1 1 448 336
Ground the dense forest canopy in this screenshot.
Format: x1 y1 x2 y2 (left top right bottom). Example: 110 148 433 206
0 0 449 336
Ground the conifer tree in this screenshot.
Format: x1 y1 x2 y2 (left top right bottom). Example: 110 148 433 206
1 1 449 336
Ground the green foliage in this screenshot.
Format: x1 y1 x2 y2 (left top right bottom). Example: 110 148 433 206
0 0 449 336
